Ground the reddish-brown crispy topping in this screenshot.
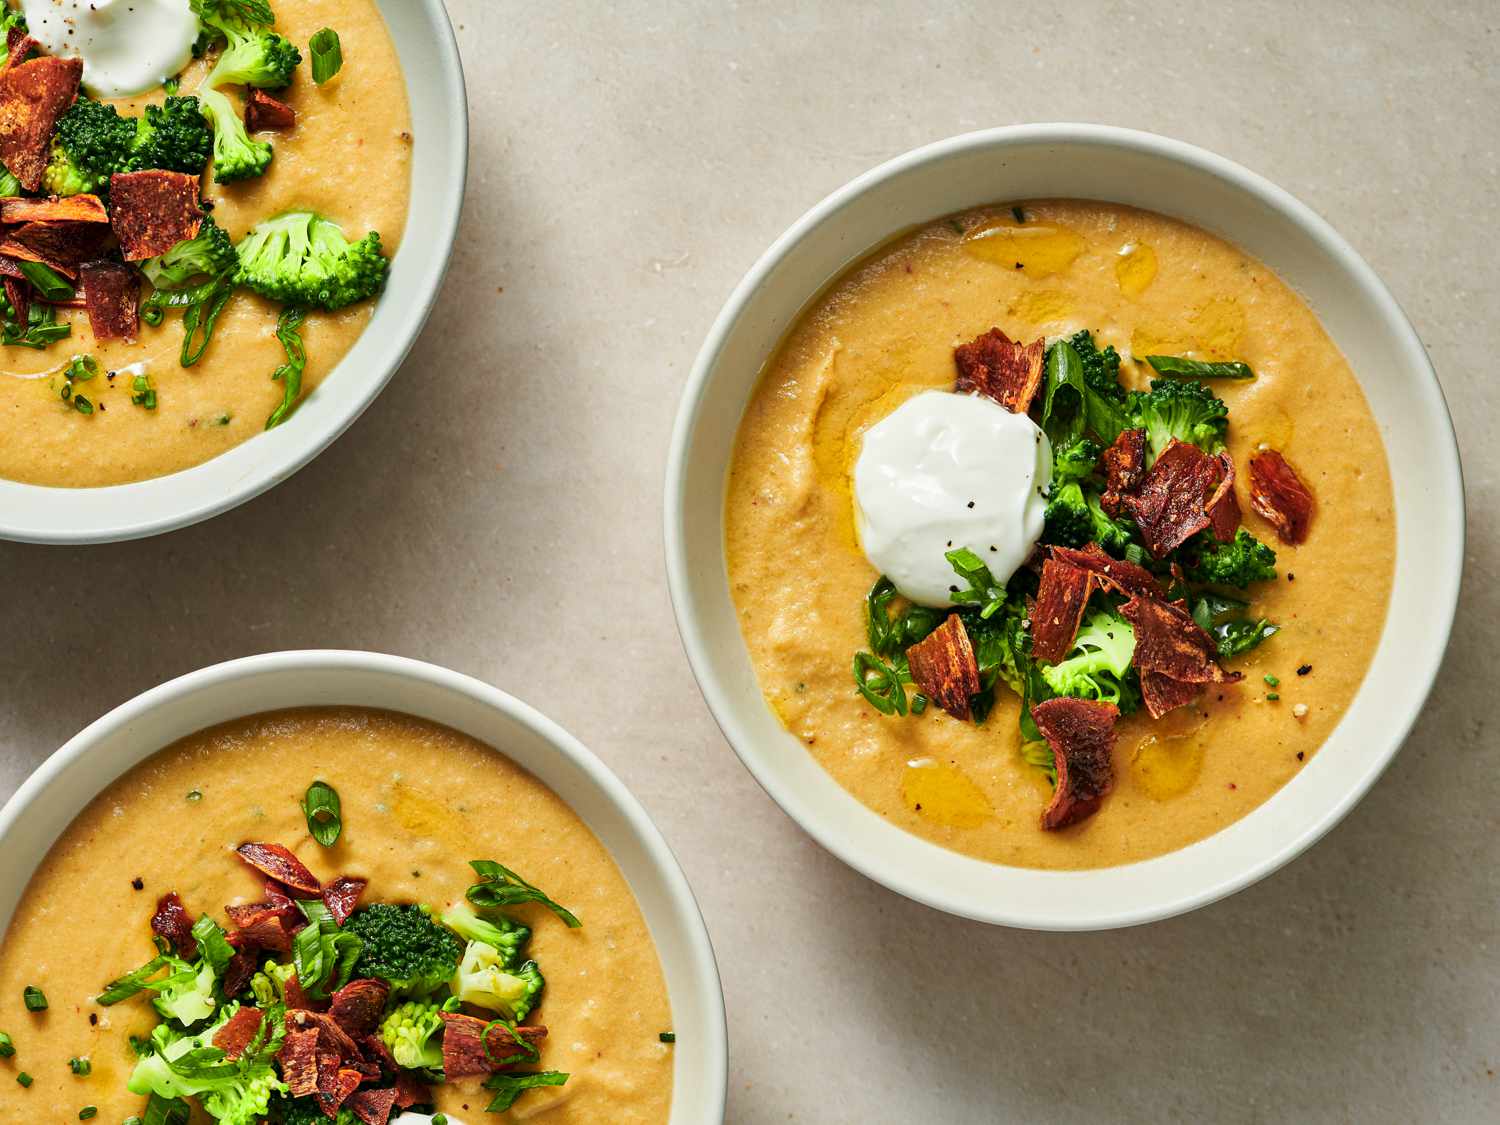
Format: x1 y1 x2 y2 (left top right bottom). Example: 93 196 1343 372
211 1006 264 1060
1031 559 1095 665
288 1009 361 1060
953 326 1046 414
284 972 323 1012
2 275 26 326
80 260 139 341
1124 438 1219 558
0 194 107 223
0 57 82 191
346 1088 400 1125
322 875 368 926
279 1027 322 1097
1049 543 1164 599
150 892 197 958
0 220 110 277
2 26 36 74
0 254 23 278
359 1033 399 1076
904 613 981 720
1100 427 1146 516
439 1012 549 1078
108 170 202 260
329 978 390 1039
235 842 322 896
1032 697 1119 830
1120 595 1242 719
393 1069 429 1109
1249 449 1314 545
222 947 260 998
245 87 296 131
230 911 293 954
1205 452 1241 541
319 1068 363 1116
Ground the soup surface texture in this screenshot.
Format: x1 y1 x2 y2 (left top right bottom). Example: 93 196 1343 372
0 0 412 487
724 200 1394 870
0 708 673 1122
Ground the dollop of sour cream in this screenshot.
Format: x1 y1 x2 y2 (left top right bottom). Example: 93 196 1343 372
21 0 200 98
853 390 1051 606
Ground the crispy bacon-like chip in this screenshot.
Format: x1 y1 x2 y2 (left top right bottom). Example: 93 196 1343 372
904 613 981 720
1032 697 1119 830
393 1069 429 1109
1205 452 1241 541
1124 438 1219 558
347 1088 400 1125
222 947 259 998
1100 427 1146 516
2 26 36 74
1031 559 1095 665
150 892 197 958
1049 543 1163 599
322 875 368 925
1120 595 1241 719
108 170 202 260
231 912 293 954
280 1027 322 1097
211 1006 264 1060
1249 449 1314 545
284 972 324 1012
236 841 321 895
245 87 296 131
329 978 390 1039
359 1033 399 1075
0 220 110 277
439 1012 549 1078
0 57 82 191
318 1068 363 1116
0 194 107 223
953 326 1046 414
2 275 26 326
289 1009 361 1060
80 260 139 341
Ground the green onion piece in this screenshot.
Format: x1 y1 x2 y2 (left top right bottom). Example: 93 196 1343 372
264 305 307 429
659 1031 676 1043
0 1032 12 1057
69 1055 90 1075
79 1108 97 1120
21 986 46 1012
1266 692 1280 701
97 953 169 1006
481 1071 569 1113
71 394 93 415
65 355 97 382
142 1093 191 1125
18 260 74 301
1264 674 1280 687
16 1071 32 1087
124 1119 144 1125
301 780 342 847
432 1117 448 1125
466 860 582 928
481 1019 540 1068
1011 205 1026 223
130 373 158 410
1144 354 1254 381
309 28 343 84
186 789 202 802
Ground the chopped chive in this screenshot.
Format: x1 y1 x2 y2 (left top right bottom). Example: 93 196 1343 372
301 780 342 846
309 28 343 84
1263 674 1280 687
658 1031 676 1043
130 373 157 410
71 394 93 415
0 1031 12 1056
1266 692 1280 701
18 260 73 301
1011 205 1026 223
186 789 202 802
68 1056 90 1075
79 1109 97 1120
16 1071 31 1087
22 986 46 1012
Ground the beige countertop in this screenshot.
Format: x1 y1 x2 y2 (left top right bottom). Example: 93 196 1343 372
1 2 1495 1121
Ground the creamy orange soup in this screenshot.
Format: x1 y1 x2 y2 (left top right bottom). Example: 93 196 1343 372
0 708 674 1121
0 0 411 487
725 200 1394 870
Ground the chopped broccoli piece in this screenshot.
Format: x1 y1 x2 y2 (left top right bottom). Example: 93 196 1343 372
441 902 530 968
452 941 545 1023
266 1097 357 1125
1043 481 1093 548
1085 491 1139 556
198 86 273 182
1186 528 1278 587
1069 330 1128 404
1126 377 1229 463
44 98 136 196
1040 605 1140 713
128 1005 288 1125
130 96 213 174
235 211 389 310
195 0 301 90
1051 436 1100 486
378 999 444 1072
248 958 295 1006
150 957 218 1027
344 903 463 997
141 213 236 288
0 9 25 35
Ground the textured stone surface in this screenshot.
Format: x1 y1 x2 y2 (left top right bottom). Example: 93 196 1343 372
1 2 1495 1121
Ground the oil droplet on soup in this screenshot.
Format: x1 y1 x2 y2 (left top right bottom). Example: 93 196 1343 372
1010 289 1074 326
1114 242 1159 296
963 221 1085 278
902 758 993 828
1130 712 1211 801
1131 296 1247 362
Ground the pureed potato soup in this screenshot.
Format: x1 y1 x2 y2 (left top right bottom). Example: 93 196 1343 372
0 709 674 1123
0 0 411 487
725 200 1394 870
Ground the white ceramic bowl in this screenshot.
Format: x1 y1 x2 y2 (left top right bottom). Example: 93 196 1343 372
0 651 728 1123
0 0 468 544
664 123 1464 931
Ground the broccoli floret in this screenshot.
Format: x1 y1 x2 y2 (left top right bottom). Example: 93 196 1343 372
1086 491 1139 556
44 98 136 196
1051 436 1100 486
452 941 545 1023
141 212 236 288
1126 377 1229 463
379 999 445 1072
235 211 389 310
1043 481 1093 548
1069 330 1127 404
441 902 530 968
198 86 273 182
130 95 213 174
195 0 301 90
248 958 296 1006
344 903 463 997
1186 528 1278 587
128 1004 289 1125
267 1096 357 1125
1040 605 1140 713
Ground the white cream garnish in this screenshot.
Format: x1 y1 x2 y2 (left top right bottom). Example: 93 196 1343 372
21 0 199 99
853 390 1051 607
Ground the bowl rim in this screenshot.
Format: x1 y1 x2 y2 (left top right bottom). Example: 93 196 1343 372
0 0 469 545
663 122 1465 930
0 650 729 1120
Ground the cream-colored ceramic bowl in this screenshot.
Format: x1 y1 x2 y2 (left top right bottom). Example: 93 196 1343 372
664 124 1464 931
0 0 467 544
0 651 728 1122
